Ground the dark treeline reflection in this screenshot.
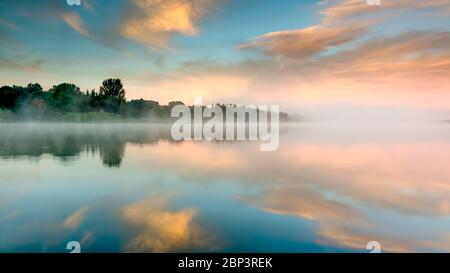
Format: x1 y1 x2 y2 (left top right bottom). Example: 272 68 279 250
0 124 175 167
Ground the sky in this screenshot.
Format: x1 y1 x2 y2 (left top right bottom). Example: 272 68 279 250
0 0 450 120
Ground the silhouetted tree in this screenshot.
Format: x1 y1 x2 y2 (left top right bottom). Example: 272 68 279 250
26 83 43 97
100 79 125 102
0 86 22 110
98 79 125 113
46 83 83 112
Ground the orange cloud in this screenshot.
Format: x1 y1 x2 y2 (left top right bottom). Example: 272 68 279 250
119 0 450 109
61 12 93 38
223 0 449 108
321 0 450 23
121 0 218 49
122 195 219 252
240 25 367 60
63 206 90 230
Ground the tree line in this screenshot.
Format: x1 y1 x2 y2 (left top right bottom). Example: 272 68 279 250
0 79 185 121
0 78 289 122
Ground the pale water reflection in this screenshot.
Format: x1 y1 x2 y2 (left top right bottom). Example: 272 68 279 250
0 123 449 252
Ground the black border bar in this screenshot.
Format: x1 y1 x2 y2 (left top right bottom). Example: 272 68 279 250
0 253 447 272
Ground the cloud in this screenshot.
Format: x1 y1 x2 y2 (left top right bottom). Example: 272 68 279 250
121 0 218 49
240 25 367 61
0 56 45 72
61 13 93 38
240 0 450 64
122 195 219 252
127 26 450 108
240 187 363 224
313 31 450 80
321 0 450 23
54 0 220 49
224 0 450 108
63 206 90 230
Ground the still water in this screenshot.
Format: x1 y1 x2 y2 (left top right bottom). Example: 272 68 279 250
0 123 449 253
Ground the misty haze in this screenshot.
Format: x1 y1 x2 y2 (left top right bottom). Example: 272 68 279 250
1 0 450 257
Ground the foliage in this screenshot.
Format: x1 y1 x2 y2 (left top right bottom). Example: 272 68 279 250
0 79 289 122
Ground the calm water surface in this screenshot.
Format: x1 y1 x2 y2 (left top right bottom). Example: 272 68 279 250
0 123 449 253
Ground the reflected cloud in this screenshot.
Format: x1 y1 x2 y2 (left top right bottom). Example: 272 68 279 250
122 195 218 252
234 139 450 252
240 188 363 224
63 206 90 230
1 124 449 252
241 187 450 252
120 125 450 252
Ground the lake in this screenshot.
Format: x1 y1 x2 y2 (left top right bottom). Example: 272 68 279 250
0 123 449 253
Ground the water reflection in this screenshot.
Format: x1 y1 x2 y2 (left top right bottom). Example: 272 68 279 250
0 124 173 167
122 195 220 252
0 123 449 252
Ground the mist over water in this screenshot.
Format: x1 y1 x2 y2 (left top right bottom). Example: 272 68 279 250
0 122 449 252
